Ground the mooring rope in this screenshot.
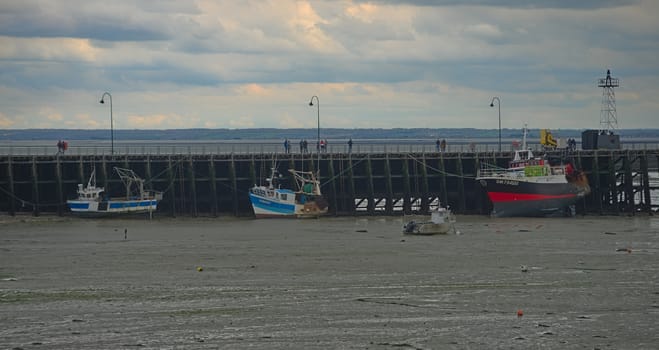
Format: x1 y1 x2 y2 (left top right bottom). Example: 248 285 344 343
406 153 481 179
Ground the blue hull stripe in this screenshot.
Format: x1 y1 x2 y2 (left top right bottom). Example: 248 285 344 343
68 202 90 210
68 200 157 212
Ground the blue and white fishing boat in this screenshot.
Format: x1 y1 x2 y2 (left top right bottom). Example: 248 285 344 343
67 167 162 216
248 167 328 218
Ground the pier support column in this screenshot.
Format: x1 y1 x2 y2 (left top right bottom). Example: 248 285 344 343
31 156 40 217
347 155 356 215
456 154 466 213
420 154 429 213
592 151 602 214
366 155 375 214
55 156 63 216
623 152 634 214
248 156 257 189
640 152 652 214
7 156 15 216
229 155 238 216
575 151 586 215
101 156 109 191
328 154 338 216
145 155 152 186
78 155 85 185
608 151 619 214
167 156 176 217
473 155 484 214
438 154 447 206
187 157 198 217
209 155 218 217
384 154 394 215
402 156 411 214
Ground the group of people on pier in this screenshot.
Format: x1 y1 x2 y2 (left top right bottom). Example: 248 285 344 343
283 138 354 154
435 139 447 152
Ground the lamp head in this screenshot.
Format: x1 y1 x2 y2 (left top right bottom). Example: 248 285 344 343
490 103 494 107
100 99 105 104
309 101 314 106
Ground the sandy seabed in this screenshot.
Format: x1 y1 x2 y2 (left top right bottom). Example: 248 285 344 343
1 214 658 349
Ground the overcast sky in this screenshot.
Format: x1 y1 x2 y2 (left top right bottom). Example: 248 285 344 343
1 0 657 131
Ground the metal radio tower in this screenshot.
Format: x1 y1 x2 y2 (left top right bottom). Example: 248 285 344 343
598 69 619 132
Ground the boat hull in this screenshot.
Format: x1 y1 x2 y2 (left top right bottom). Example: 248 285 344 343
478 177 586 217
67 199 158 216
249 192 327 218
403 222 452 235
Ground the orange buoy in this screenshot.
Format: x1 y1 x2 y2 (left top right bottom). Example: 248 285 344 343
517 309 524 317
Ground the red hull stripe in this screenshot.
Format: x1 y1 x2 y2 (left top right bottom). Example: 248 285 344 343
488 192 576 202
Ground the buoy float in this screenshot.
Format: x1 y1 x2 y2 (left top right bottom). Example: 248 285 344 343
197 266 203 272
517 309 524 317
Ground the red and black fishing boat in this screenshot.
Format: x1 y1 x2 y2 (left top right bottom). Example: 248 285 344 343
476 126 590 217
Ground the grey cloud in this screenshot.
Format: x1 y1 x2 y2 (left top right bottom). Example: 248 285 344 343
352 0 638 9
0 1 176 41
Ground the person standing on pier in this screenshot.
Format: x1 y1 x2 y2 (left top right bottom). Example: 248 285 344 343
284 138 290 154
435 139 440 152
348 138 353 153
440 139 447 153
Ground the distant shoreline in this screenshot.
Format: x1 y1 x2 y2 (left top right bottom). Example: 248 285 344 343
2 128 659 141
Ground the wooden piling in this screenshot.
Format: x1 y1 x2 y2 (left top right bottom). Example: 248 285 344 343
402 155 411 214
384 154 394 215
31 156 39 216
228 155 238 216
365 155 375 214
7 156 15 216
623 152 634 214
55 156 63 216
347 155 356 214
327 154 338 215
640 152 652 214
438 153 448 206
456 154 466 212
167 156 176 217
187 157 198 217
209 155 219 217
420 154 429 213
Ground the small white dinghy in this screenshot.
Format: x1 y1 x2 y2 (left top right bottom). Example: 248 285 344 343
403 204 456 235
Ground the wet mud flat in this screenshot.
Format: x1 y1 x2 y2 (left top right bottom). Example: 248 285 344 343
1 215 658 349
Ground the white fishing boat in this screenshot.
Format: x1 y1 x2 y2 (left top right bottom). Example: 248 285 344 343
67 167 162 216
403 203 456 235
249 167 328 218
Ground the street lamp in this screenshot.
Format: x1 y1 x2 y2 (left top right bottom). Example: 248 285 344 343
490 96 501 152
309 95 320 175
99 92 113 155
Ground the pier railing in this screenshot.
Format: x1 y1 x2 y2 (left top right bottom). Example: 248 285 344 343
2 140 659 156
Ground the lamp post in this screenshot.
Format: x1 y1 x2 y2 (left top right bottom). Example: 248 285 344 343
490 96 501 152
309 95 320 175
100 92 113 155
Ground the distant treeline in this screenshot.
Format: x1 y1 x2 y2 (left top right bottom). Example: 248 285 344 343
1 128 658 141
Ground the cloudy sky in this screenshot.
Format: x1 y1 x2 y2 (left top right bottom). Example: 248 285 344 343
1 0 657 131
